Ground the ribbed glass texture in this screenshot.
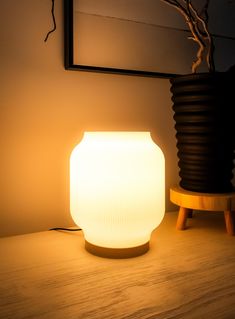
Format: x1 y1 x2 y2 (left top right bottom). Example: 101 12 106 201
70 132 165 248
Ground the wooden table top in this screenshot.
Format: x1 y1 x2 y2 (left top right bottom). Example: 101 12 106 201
1 211 235 319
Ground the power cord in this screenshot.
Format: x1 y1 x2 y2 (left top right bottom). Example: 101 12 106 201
49 227 82 231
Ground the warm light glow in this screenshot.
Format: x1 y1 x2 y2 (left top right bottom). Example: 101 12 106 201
70 132 165 256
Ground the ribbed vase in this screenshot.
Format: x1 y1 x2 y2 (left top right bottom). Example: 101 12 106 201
170 72 235 193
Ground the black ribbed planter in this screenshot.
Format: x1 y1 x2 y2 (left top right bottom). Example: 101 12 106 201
170 72 235 193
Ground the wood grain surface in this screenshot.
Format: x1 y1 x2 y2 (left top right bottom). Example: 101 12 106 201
1 212 235 319
170 187 235 211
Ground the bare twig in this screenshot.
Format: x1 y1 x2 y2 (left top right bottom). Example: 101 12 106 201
44 0 56 42
188 0 215 71
160 0 214 73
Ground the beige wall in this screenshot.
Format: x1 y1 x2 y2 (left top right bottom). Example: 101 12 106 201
0 0 179 237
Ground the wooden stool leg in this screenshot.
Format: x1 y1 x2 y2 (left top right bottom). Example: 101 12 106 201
176 207 192 230
224 211 235 236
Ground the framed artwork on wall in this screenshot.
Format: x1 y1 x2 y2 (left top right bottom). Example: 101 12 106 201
64 0 235 78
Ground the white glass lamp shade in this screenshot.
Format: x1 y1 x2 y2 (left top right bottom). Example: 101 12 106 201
70 132 165 258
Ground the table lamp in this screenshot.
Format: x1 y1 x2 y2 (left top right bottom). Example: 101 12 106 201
70 131 165 258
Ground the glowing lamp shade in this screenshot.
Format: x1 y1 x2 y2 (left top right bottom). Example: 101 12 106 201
70 132 165 258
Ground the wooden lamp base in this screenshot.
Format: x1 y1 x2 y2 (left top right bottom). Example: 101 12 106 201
170 187 235 236
85 241 149 259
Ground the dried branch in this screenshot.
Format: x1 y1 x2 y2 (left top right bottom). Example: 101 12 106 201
184 0 206 72
44 0 56 42
160 0 214 73
199 0 210 23
188 1 215 71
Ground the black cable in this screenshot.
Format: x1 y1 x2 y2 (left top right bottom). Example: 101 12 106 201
44 0 56 42
50 227 82 231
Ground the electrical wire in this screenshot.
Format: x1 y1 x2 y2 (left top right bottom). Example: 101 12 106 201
49 227 82 231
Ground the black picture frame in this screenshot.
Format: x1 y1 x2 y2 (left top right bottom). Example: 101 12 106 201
64 0 235 78
64 0 177 78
